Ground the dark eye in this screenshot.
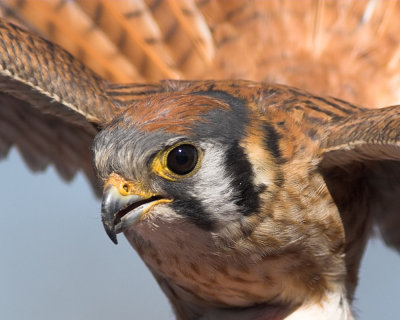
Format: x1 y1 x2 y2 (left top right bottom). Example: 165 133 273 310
167 144 198 175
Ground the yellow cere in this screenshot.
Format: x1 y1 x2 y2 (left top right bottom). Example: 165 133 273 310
105 173 155 198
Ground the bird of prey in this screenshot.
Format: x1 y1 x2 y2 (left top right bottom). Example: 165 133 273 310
1 1 400 319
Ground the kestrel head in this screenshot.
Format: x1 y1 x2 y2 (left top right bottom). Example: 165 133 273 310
94 88 267 246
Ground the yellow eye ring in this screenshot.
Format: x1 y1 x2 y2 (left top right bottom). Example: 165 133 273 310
152 142 202 181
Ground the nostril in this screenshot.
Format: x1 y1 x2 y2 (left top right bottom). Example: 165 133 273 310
122 183 129 193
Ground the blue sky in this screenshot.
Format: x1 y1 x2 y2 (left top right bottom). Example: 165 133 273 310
1 148 399 319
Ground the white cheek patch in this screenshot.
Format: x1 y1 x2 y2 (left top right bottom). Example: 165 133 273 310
190 142 241 222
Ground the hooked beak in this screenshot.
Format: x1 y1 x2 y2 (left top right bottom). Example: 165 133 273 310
101 174 171 244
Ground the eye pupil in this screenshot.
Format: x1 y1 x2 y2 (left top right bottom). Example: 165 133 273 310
167 144 198 175
175 150 189 164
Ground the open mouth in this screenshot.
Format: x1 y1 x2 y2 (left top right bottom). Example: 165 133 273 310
113 195 172 233
114 195 165 226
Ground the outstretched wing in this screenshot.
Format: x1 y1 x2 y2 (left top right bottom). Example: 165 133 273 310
320 105 400 253
0 17 199 193
0 18 194 193
2 0 400 108
0 19 119 192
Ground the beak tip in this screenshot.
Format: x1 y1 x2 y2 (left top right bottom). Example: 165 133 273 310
102 220 119 245
106 227 119 245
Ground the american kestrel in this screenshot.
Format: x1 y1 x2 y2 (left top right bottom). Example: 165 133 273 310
95 80 400 319
1 1 400 319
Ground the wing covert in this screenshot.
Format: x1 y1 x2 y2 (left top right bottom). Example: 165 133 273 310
320 105 400 252
0 19 118 193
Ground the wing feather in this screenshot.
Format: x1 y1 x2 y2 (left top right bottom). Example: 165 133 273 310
3 0 400 107
321 105 400 166
0 93 99 191
0 19 122 194
0 18 180 194
320 105 400 252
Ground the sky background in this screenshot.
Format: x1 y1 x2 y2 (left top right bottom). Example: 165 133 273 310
1 148 399 320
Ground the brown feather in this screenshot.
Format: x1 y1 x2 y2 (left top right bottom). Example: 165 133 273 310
0 2 400 318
